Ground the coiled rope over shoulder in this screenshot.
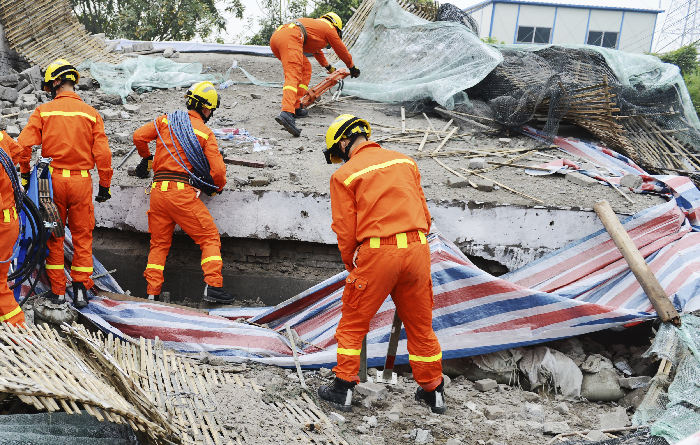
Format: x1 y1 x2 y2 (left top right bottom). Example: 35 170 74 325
154 110 218 196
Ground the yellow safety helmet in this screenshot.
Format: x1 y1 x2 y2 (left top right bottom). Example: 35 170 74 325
321 12 343 37
42 59 80 92
185 81 219 110
324 114 371 164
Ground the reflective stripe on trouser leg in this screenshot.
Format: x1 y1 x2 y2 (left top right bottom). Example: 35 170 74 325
184 201 223 288
391 241 443 391
295 56 312 109
145 188 177 295
0 218 25 326
333 243 403 383
64 175 95 289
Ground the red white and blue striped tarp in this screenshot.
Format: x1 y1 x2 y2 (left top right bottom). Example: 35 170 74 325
78 196 700 369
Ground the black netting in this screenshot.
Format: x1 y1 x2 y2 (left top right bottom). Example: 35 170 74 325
436 3 479 34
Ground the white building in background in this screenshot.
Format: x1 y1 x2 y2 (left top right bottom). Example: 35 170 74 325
465 0 662 54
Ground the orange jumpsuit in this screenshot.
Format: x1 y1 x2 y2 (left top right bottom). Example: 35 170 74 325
133 110 227 295
18 91 113 295
270 18 354 113
329 141 442 391
0 131 26 326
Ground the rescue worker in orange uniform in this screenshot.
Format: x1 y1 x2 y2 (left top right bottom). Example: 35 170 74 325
132 81 235 304
270 12 360 137
18 59 113 309
0 130 26 326
317 115 446 414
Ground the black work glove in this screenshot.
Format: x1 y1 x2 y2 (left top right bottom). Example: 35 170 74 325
134 155 153 179
95 185 111 203
21 172 30 188
325 65 336 74
349 66 360 78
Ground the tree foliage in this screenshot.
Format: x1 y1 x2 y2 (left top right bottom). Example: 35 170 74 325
71 0 244 41
656 44 699 77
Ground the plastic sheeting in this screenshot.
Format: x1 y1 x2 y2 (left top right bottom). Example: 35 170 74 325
110 39 273 56
519 346 583 400
337 0 502 109
77 56 223 102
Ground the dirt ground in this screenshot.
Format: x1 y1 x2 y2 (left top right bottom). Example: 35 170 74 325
91 53 664 214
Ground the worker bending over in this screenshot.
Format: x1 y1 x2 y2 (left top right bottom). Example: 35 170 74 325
270 12 360 137
0 129 26 325
18 59 113 309
317 115 446 414
132 82 235 304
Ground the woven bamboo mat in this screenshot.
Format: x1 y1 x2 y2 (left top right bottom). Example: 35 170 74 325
0 323 350 445
0 0 120 68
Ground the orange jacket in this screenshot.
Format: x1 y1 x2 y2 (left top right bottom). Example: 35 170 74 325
0 131 21 210
17 91 113 188
295 18 353 69
133 110 226 191
330 141 431 270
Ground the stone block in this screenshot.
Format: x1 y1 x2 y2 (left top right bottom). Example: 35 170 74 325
543 422 569 435
0 86 18 103
554 402 570 415
386 413 400 422
468 158 487 170
319 367 333 378
474 379 498 392
122 45 134 53
114 132 132 144
618 387 648 410
581 369 625 402
16 119 28 130
289 171 300 182
18 85 34 95
100 109 120 120
476 178 494 192
123 104 141 113
250 177 270 187
447 177 470 188
619 376 651 389
620 174 643 189
586 430 608 441
522 391 539 402
133 42 154 52
355 382 387 399
163 47 175 58
170 51 180 59
484 406 505 420
101 94 123 105
329 412 345 424
363 415 378 427
5 125 20 138
0 74 18 87
446 440 464 445
359 435 384 445
598 407 630 430
15 79 28 91
414 429 433 444
524 402 544 421
565 171 599 187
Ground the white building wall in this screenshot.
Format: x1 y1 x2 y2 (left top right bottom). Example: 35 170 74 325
586 9 623 38
619 12 657 53
551 7 589 45
517 5 556 28
490 3 520 43
472 4 495 39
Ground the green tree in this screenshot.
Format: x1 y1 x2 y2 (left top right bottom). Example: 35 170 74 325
308 0 362 25
656 44 699 77
71 0 244 41
481 36 504 44
247 0 309 46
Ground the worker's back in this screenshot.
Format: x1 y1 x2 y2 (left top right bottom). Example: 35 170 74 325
330 141 430 243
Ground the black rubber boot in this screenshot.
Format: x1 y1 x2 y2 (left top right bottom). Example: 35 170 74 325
148 294 160 302
295 107 309 118
415 378 447 414
318 377 356 412
203 285 236 304
45 291 66 305
275 111 301 137
72 282 89 309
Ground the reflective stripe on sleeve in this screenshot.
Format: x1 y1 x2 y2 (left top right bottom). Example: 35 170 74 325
71 266 93 273
0 306 23 322
146 264 165 270
40 111 97 123
283 85 298 92
369 237 380 248
2 209 8 223
343 159 416 186
193 129 209 140
45 264 64 270
201 256 222 265
337 348 362 356
409 351 442 363
299 84 308 90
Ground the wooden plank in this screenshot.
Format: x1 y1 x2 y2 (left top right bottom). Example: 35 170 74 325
224 157 267 168
593 200 681 325
431 127 457 154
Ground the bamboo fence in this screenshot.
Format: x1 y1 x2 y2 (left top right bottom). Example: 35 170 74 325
0 0 120 68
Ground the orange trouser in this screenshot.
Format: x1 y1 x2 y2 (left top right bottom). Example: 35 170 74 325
333 231 443 391
145 181 223 295
46 170 95 295
0 207 25 326
270 27 312 113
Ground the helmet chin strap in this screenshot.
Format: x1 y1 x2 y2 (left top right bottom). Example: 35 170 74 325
199 108 212 123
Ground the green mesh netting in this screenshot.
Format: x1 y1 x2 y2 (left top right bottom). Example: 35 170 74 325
632 315 700 443
335 0 503 109
77 56 224 102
